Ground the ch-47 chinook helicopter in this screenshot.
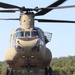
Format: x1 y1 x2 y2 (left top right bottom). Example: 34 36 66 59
0 0 75 75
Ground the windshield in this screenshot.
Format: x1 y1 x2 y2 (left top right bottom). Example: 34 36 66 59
14 31 30 38
31 31 39 37
15 31 24 38
14 30 39 38
25 31 30 37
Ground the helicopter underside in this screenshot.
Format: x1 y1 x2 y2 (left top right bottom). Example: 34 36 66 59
5 47 52 70
6 57 50 70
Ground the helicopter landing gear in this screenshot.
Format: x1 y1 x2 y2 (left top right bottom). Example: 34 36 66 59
5 67 13 75
45 67 52 75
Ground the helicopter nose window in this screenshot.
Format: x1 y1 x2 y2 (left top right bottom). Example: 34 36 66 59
15 31 24 38
25 31 30 37
31 31 39 37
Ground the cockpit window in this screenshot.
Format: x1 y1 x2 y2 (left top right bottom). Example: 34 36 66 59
14 30 39 38
25 31 30 37
15 31 24 38
31 31 39 37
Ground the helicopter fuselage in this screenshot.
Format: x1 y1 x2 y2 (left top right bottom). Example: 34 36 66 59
5 13 52 70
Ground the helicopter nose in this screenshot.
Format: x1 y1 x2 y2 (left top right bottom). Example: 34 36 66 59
16 38 39 50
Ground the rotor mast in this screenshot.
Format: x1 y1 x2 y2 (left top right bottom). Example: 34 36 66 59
20 13 34 30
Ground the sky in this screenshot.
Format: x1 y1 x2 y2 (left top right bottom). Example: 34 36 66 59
0 0 75 61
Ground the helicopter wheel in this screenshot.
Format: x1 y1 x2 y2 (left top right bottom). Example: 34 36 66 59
5 67 13 75
45 67 52 75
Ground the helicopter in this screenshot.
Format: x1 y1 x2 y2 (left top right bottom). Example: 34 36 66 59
0 0 75 75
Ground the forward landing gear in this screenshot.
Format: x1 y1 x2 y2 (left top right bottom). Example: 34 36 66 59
5 67 13 75
45 67 52 75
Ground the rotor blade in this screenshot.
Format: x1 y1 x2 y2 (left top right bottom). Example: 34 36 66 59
0 10 17 12
24 5 75 11
41 5 75 10
0 18 19 20
0 2 21 9
35 0 66 16
35 19 75 23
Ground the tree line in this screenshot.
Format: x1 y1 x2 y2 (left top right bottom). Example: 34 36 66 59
50 56 75 75
0 56 75 75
